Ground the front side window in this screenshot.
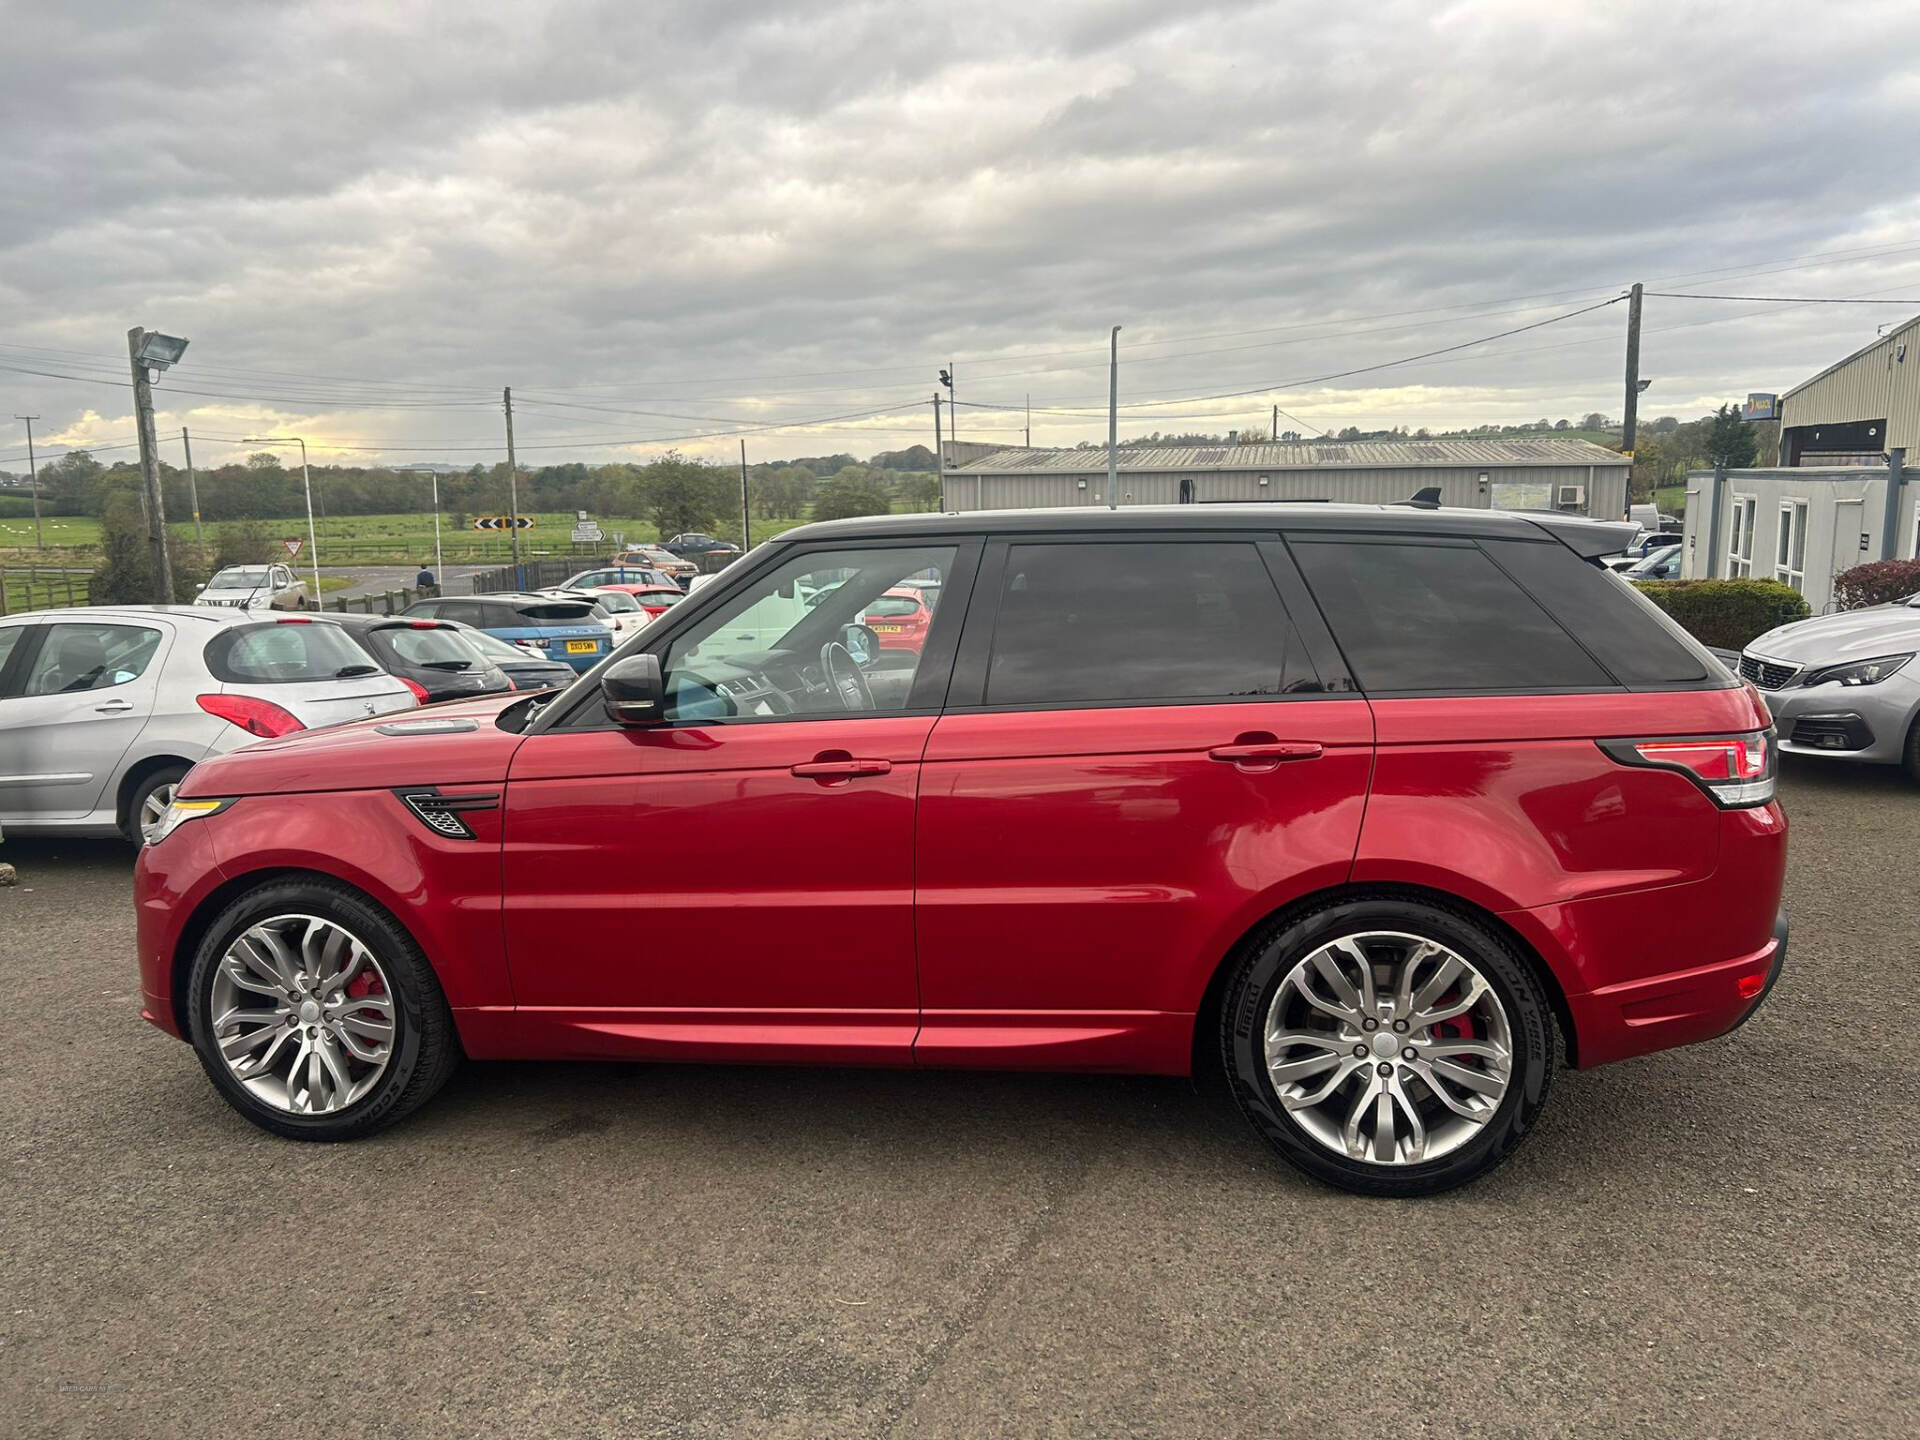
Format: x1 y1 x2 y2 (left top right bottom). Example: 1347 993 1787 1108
1291 539 1611 693
23 622 163 695
662 546 956 721
983 540 1310 707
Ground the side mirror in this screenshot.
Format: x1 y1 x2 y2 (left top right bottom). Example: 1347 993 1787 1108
601 653 665 726
841 623 879 667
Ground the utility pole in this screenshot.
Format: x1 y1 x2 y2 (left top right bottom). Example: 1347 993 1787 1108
1622 281 1644 458
1272 404 1279 443
1025 393 1031 449
12 414 40 549
739 438 751 550
128 327 174 602
933 393 946 510
1107 326 1121 510
181 427 203 552
502 386 524 587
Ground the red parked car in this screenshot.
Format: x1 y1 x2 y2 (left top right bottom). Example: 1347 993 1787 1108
134 505 1787 1195
860 587 934 653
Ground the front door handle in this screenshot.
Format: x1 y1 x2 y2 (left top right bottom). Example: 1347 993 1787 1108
791 754 893 781
93 698 136 714
1208 737 1323 766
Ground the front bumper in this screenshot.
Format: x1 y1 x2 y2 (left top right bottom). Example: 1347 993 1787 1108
1760 668 1920 764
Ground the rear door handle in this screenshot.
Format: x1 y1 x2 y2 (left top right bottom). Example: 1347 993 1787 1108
93 699 136 714
1208 740 1323 765
791 756 893 781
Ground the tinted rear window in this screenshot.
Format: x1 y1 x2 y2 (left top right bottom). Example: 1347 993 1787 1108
985 540 1311 706
513 602 596 623
1290 538 1612 693
205 622 377 684
1485 538 1717 687
377 625 487 668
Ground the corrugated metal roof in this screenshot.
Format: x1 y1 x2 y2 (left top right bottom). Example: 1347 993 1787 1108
1781 313 1920 401
948 437 1626 473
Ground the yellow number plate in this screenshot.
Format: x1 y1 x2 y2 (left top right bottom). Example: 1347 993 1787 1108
873 624 902 633
566 639 598 654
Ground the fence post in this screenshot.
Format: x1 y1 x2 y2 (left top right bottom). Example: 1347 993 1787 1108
0 572 8 616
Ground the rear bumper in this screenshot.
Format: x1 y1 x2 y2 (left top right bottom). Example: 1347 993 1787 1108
1565 906 1788 1068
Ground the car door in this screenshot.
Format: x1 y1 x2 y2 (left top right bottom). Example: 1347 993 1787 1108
500 539 976 1064
912 532 1375 1073
0 616 171 823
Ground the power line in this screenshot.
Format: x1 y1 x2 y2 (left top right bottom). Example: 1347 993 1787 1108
1644 292 1920 304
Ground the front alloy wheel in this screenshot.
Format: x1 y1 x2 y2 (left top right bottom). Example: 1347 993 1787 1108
187 879 460 1139
209 915 396 1114
1223 897 1555 1196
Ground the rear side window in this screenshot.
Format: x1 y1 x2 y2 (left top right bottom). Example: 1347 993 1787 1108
1290 538 1612 693
24 622 163 694
984 540 1312 706
206 622 375 684
1484 538 1718 688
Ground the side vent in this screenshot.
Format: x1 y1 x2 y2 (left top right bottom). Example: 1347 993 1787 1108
394 788 500 840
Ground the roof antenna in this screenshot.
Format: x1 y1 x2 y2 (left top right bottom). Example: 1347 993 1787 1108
1399 486 1443 509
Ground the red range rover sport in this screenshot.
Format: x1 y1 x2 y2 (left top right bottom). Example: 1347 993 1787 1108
134 504 1788 1196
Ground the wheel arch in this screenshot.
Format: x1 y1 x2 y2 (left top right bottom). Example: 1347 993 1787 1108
116 754 197 831
1188 880 1579 1087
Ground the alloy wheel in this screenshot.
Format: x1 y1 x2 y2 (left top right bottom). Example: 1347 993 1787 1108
207 914 397 1115
138 783 177 844
1262 930 1513 1166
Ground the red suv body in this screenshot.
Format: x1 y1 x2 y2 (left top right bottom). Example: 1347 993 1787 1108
134 505 1786 1195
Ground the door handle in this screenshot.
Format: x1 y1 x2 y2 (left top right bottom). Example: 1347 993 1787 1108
1208 738 1323 765
93 699 136 714
791 755 893 781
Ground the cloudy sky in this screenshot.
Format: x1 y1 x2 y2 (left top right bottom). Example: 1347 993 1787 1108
4 0 1920 471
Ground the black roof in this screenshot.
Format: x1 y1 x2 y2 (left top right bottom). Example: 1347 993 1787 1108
771 504 1635 558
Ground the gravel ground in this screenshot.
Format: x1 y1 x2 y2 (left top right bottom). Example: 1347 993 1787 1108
1 758 1915 1438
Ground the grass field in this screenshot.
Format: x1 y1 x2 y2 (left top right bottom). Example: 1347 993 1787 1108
0 509 833 569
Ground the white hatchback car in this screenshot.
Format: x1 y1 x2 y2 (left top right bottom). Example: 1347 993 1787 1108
0 607 417 842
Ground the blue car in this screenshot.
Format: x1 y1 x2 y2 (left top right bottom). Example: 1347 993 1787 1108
402 593 611 673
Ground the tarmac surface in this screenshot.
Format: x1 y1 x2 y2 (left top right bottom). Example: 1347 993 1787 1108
2 758 1915 1438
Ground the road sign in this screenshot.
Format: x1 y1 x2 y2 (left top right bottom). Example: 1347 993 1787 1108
470 516 535 531
283 538 303 558
571 523 603 544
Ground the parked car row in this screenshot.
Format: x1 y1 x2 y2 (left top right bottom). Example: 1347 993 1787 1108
0 596 596 843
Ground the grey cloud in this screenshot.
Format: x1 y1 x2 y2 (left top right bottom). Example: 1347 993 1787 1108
4 0 1920 464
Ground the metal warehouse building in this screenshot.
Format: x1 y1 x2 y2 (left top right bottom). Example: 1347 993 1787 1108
1679 319 1920 610
940 438 1629 518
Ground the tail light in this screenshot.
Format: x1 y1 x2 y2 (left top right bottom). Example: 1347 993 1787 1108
1599 731 1775 807
399 677 430 703
197 693 305 739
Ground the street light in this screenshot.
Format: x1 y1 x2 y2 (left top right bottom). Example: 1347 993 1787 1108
398 464 443 585
241 436 320 603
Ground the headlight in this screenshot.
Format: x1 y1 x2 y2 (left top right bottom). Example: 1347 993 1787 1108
1804 653 1913 687
146 796 235 846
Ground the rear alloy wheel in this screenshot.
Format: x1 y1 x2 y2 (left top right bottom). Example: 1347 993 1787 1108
187 880 459 1139
126 765 190 846
1222 898 1556 1196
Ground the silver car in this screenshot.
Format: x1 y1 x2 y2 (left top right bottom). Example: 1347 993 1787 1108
194 562 307 610
1739 593 1920 777
0 607 417 842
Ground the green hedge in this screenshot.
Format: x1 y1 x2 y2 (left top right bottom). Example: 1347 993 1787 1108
1633 579 1810 650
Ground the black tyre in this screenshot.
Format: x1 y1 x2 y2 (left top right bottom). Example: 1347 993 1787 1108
186 878 460 1140
1221 895 1556 1197
123 764 190 846
1903 715 1920 783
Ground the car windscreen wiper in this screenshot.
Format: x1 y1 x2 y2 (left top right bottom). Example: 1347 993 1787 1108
334 664 381 677
418 660 474 671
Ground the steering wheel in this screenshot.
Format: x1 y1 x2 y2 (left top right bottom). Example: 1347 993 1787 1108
819 641 874 711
